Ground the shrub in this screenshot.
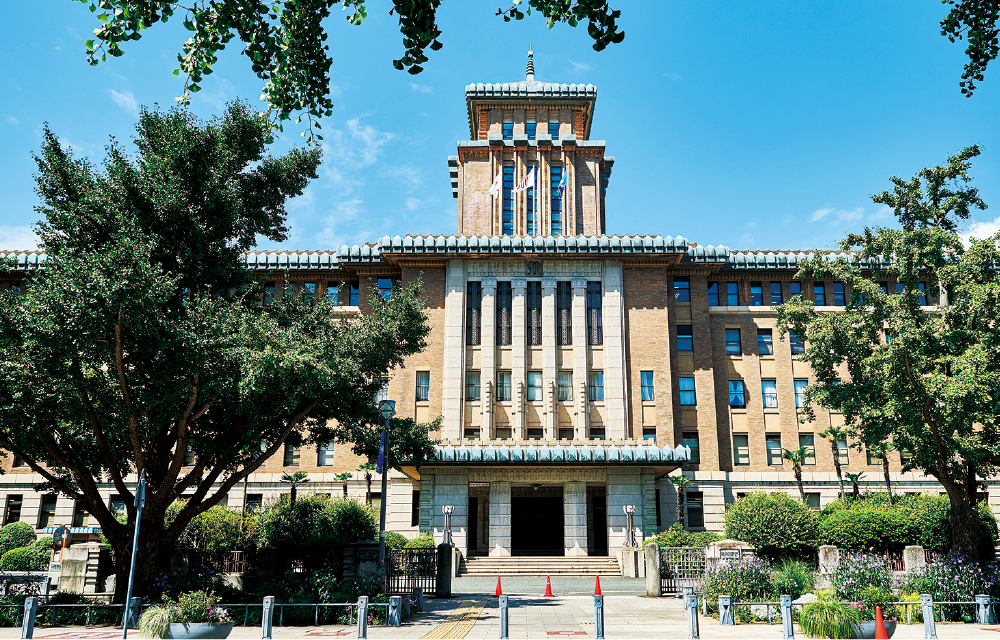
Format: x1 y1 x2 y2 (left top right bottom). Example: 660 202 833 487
703 556 774 618
899 591 923 622
819 506 918 550
724 492 819 557
831 552 894 602
384 531 408 549
174 504 257 564
257 494 377 565
404 533 435 550
0 546 43 571
138 591 232 638
0 522 36 556
799 599 859 639
850 585 899 621
649 523 722 549
899 555 1000 621
771 560 815 600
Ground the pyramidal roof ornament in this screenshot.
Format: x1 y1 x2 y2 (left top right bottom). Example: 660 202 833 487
526 47 535 81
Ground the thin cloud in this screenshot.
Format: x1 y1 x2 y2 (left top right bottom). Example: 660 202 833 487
960 216 1000 246
569 61 591 73
7 116 19 125
0 226 40 250
409 83 433 95
379 164 423 192
326 118 396 169
663 73 683 81
109 89 138 116
810 206 863 224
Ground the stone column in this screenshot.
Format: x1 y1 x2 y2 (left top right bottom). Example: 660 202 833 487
602 262 628 438
480 278 497 439
541 277 558 438
432 470 469 557
441 260 467 440
571 277 589 439
564 481 588 556
607 468 641 549
511 278 527 438
489 481 512 556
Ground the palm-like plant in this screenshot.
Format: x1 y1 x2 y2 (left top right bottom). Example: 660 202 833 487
667 475 694 529
867 442 896 505
781 447 810 503
845 472 865 500
819 426 849 501
280 471 309 510
334 472 352 499
358 463 376 504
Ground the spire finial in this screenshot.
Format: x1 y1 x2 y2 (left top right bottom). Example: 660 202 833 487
526 47 535 82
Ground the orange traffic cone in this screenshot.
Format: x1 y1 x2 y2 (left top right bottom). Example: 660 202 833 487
874 606 888 639
544 575 554 597
495 577 503 597
594 576 602 596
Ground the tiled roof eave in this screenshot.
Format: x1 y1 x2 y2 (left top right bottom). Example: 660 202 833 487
428 442 691 465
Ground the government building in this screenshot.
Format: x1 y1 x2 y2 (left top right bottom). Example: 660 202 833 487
1 55 984 565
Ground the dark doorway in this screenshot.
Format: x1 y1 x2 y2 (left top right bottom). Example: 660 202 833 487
468 496 478 556
588 486 608 556
511 485 564 556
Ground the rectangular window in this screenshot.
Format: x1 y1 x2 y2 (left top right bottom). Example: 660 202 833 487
588 371 604 402
283 444 300 467
917 282 927 305
502 119 513 140
879 281 888 294
733 435 750 466
885 329 892 344
750 282 763 306
184 446 196 466
757 329 773 355
799 433 816 465
725 328 742 355
794 379 808 408
549 119 560 138
263 282 276 306
687 491 704 527
556 281 572 345
326 281 340 304
729 380 746 408
244 494 263 513
789 331 805 354
527 281 542 346
726 282 740 305
350 284 359 306
527 371 542 402
587 282 603 345
109 495 126 515
837 439 850 465
303 282 316 302
464 428 481 440
502 163 514 235
770 282 783 305
466 281 482 346
550 165 563 235
415 371 430 402
674 277 690 302
465 371 481 401
867 448 880 466
589 427 606 441
766 434 783 465
707 282 719 306
676 324 693 352
804 493 821 510
525 119 536 140
790 282 802 297
558 371 573 401
833 282 845 306
814 282 826 305
640 371 654 402
496 281 512 345
3 495 22 525
317 443 335 467
375 376 389 403
377 278 393 301
896 282 905 295
38 495 57 529
526 163 536 235
762 380 778 408
683 433 700 464
644 428 657 442
679 377 696 406
12 456 25 468
900 448 913 466
72 501 89 528
496 371 512 402
411 490 421 527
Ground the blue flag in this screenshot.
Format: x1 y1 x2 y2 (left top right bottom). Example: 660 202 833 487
376 426 388 475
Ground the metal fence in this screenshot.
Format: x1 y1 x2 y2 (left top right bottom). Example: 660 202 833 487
387 548 437 594
659 546 705 595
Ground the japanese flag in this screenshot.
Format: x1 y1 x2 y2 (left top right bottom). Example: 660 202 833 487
513 167 535 193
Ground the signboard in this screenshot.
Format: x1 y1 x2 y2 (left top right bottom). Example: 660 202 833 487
52 526 71 550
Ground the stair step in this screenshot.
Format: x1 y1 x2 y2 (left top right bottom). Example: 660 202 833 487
460 556 620 576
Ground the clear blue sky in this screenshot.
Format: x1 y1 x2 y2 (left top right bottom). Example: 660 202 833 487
2 1 997 252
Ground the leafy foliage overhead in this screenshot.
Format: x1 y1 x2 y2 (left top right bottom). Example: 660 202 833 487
941 0 1000 96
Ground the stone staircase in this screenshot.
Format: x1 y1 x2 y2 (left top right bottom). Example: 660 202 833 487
460 555 620 576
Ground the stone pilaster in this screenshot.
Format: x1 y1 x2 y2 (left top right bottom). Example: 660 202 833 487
480 278 497 439
602 262 628 438
441 260 467 440
511 278 527 437
607 468 642 550
564 481 588 556
431 470 469 556
489 481 512 556
541 277 558 438
572 277 588 438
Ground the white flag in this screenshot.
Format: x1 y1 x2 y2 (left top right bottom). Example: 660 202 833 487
513 167 535 193
488 172 502 198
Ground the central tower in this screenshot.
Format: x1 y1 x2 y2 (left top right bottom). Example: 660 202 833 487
449 52 614 237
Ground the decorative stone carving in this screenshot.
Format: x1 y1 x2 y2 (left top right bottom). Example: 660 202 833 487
464 260 603 279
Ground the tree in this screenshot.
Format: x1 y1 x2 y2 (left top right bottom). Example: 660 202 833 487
280 471 310 510
0 101 436 601
358 463 375 505
73 0 624 137
941 1 1000 96
667 475 693 529
819 426 848 501
867 442 897 505
776 145 994 559
334 472 352 499
845 472 865 500
782 447 810 503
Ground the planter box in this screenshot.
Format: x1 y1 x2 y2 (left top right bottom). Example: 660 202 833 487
164 622 234 639
852 620 896 639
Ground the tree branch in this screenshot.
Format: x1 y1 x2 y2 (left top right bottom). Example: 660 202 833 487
114 305 145 472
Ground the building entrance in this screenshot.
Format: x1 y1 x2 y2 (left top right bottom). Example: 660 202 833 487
511 485 564 556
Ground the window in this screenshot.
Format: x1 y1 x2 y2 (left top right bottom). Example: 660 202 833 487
415 371 430 402
303 282 316 302
799 434 816 465
556 281 572 345
761 380 778 408
558 371 573 401
725 328 742 355
674 277 690 302
326 282 340 304
643 428 657 442
548 119 560 138
502 163 514 235
896 282 905 294
317 442 335 466
733 435 750 466
527 281 542 345
726 282 739 306
900 448 913 466
686 491 704 527
244 494 263 513
587 282 603 345
879 281 888 294
370 493 382 512
12 456 26 468
411 490 421 527
707 282 720 306
770 282 783 305
837 439 850 465
757 329 773 355
676 324 693 352
263 282 276 306
766 434 783 465
789 331 805 354
464 428 481 440
109 495 126 515
917 282 927 305
38 495 57 529
375 376 389 403
525 119 536 140
589 427 606 440
885 329 892 344
640 371 654 402
750 282 763 306
496 281 512 345
466 281 482 346
588 371 604 402
3 495 22 525
496 371 512 402
867 448 880 466
283 444 300 467
526 163 536 235
728 380 746 408
804 493 821 510
550 165 563 235
794 379 808 408
833 282 845 306
679 377 696 406
814 282 826 306
350 284 359 306
465 371 481 401
527 371 542 402
72 501 89 528
184 446 196 466
790 282 802 297
377 278 393 301
683 433 700 464
502 119 513 140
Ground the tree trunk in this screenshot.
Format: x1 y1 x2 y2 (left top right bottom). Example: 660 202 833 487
105 512 177 604
290 484 297 510
852 481 860 500
944 480 983 560
882 457 893 505
365 474 372 504
830 440 845 501
794 465 805 503
676 490 685 529
342 482 348 499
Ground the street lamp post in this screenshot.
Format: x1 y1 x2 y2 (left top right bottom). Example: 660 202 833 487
376 399 396 570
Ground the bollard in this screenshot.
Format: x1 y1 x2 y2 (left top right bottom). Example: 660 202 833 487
682 586 694 609
780 595 793 639
499 595 509 640
20 596 38 640
42 577 51 602
414 586 424 612
921 594 938 640
977 594 996 624
126 597 142 629
686 593 699 639
357 596 368 640
719 595 734 625
261 596 275 640
402 594 411 619
388 596 402 627
594 595 605 640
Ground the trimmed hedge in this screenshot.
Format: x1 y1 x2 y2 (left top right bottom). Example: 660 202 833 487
724 492 819 556
0 522 36 557
0 546 44 571
384 531 408 549
647 523 722 549
819 506 918 550
404 533 435 550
